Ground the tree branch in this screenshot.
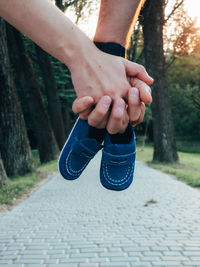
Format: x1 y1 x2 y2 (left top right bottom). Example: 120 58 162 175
164 0 184 23
65 0 79 10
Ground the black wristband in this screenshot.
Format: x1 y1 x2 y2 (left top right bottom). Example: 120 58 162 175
94 42 125 58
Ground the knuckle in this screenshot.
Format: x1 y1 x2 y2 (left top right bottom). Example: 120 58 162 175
121 81 130 92
113 112 123 121
109 87 116 97
96 108 105 117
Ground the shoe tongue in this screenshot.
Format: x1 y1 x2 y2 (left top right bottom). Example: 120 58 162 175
105 143 135 155
80 137 102 151
109 124 133 144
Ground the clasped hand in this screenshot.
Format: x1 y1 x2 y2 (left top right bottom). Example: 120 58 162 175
70 47 153 134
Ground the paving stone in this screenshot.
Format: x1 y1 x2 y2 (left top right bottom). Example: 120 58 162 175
48 265 76 267
79 263 98 267
0 260 11 264
152 261 182 266
100 263 129 267
110 256 139 262
100 252 126 257
182 260 200 265
60 258 87 263
81 247 106 253
13 259 43 264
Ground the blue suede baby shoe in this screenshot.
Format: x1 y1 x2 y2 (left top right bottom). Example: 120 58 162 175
59 118 104 180
100 124 136 191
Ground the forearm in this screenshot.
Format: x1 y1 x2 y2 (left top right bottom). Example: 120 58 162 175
0 0 94 70
94 0 145 47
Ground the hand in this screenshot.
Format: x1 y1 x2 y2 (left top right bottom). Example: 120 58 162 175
70 46 153 103
72 96 129 134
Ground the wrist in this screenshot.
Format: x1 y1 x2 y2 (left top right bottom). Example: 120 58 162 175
62 28 97 72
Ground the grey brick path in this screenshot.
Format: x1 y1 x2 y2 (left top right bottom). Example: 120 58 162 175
0 152 200 267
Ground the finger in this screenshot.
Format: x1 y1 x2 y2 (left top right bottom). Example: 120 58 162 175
128 87 141 123
96 112 109 129
79 109 93 120
131 102 145 127
88 96 112 128
130 77 152 104
106 98 126 134
124 59 154 85
72 96 94 113
118 109 129 134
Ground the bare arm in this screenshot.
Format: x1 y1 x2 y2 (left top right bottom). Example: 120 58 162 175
0 0 92 69
94 0 145 47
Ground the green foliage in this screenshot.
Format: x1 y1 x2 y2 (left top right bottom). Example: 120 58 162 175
127 23 144 64
167 53 200 139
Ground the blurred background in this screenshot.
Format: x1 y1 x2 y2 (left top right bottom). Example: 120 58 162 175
0 0 199 202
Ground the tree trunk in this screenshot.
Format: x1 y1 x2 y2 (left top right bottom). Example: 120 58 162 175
0 153 8 188
61 98 73 136
35 45 66 149
6 24 59 163
141 0 178 162
0 19 34 176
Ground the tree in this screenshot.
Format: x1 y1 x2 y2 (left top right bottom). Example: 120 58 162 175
0 19 34 176
127 23 144 64
141 0 178 162
35 45 66 149
0 153 8 188
164 2 200 64
6 24 59 163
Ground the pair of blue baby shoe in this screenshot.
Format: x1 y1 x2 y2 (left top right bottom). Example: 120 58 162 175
58 118 136 191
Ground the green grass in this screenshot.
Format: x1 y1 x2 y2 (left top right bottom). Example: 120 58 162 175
136 143 200 187
0 151 58 205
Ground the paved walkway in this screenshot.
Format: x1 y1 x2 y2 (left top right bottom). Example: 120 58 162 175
0 152 200 267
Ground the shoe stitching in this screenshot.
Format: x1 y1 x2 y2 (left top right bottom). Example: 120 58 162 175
105 163 131 182
65 149 90 176
102 163 134 186
103 163 134 186
103 150 136 158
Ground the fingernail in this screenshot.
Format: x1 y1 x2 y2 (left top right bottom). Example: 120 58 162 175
102 96 111 107
130 87 139 97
